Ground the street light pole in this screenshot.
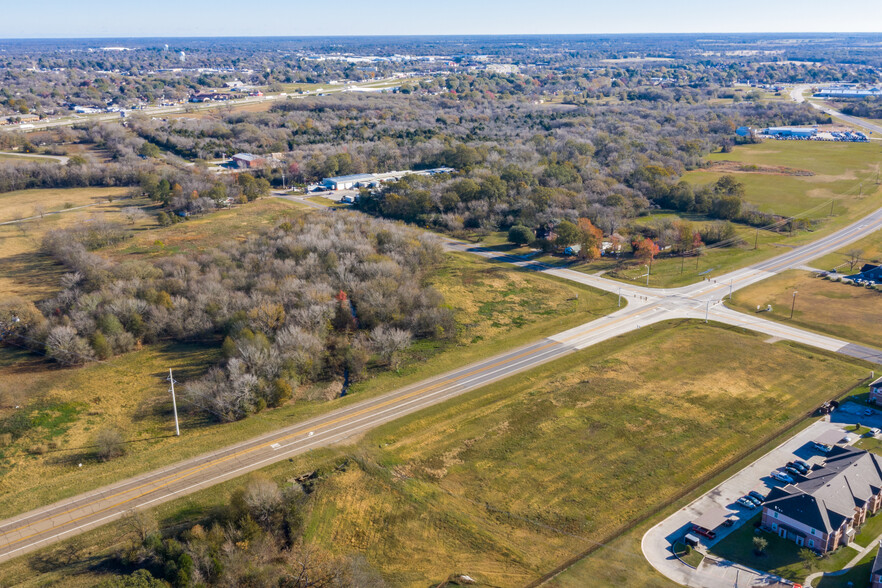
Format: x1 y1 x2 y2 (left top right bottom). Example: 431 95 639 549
729 280 733 301
167 369 180 436
790 291 798 319
645 264 650 286
705 300 709 323
618 287 621 307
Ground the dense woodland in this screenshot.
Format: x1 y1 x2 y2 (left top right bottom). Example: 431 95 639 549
13 213 450 422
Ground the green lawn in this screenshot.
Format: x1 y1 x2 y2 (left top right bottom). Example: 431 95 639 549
711 513 856 582
672 542 704 568
0 321 870 586
855 510 882 548
816 550 875 588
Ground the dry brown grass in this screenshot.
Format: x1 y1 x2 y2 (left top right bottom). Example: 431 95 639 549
728 269 882 349
0 188 148 300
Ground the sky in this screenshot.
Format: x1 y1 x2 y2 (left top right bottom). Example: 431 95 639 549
1 0 881 38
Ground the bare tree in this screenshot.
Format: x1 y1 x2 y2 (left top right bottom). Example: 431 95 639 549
846 248 865 271
370 326 412 369
242 476 283 529
121 206 147 225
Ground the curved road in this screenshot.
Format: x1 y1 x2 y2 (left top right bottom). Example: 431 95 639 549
791 83 882 135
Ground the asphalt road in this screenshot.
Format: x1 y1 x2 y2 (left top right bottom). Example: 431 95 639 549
791 83 882 135
0 190 881 564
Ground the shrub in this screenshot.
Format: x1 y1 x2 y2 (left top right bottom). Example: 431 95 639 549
96 428 125 461
508 224 534 246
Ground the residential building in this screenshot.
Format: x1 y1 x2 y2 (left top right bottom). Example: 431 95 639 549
761 446 882 553
231 153 265 169
870 375 882 405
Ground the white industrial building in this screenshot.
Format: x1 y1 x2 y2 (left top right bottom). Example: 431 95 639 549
321 168 454 191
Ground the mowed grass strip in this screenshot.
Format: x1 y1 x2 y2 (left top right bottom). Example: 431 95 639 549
0 322 867 586
728 269 882 350
0 246 617 518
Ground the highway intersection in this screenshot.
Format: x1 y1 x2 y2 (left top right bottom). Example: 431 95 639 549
0 194 880 565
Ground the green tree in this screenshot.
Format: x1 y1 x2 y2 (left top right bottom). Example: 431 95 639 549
554 220 582 248
752 536 768 555
799 547 818 571
508 225 534 246
138 142 161 158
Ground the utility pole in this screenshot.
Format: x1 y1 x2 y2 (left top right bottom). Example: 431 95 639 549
790 290 798 319
830 200 835 217
645 264 650 286
754 228 759 250
167 369 180 436
681 254 685 274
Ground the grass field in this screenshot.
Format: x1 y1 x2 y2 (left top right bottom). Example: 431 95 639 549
476 141 882 288
0 186 131 224
0 187 145 300
0 235 617 518
727 269 882 350
0 321 869 586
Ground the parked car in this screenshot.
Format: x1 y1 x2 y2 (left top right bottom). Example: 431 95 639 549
748 491 766 503
691 525 717 540
785 465 802 477
772 471 795 484
744 495 762 506
794 459 811 471
787 461 808 474
736 497 757 509
865 408 875 417
722 518 735 527
812 442 832 454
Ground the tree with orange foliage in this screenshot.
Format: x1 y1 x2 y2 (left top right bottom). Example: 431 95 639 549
577 217 603 261
632 237 660 264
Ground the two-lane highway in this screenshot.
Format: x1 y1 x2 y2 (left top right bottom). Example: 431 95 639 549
1 202 880 564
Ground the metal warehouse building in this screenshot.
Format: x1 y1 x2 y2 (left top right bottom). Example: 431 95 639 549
761 127 817 138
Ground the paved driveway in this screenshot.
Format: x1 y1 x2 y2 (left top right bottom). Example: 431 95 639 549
642 418 853 587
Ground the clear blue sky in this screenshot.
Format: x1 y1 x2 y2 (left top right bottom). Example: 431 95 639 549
2 0 881 38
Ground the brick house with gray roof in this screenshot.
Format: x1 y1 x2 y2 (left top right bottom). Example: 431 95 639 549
761 446 882 553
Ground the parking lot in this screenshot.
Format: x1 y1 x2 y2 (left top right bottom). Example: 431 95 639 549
642 412 863 588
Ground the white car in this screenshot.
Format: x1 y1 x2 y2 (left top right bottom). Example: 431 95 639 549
772 471 794 484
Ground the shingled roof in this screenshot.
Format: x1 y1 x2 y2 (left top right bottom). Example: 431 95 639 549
764 446 882 534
